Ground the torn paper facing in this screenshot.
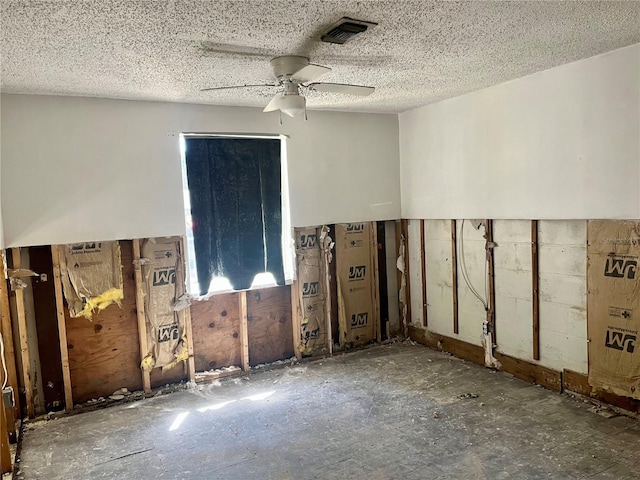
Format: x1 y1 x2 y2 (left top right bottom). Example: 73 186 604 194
141 237 188 371
60 241 123 319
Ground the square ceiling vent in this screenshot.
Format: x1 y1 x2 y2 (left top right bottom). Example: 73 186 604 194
321 17 378 45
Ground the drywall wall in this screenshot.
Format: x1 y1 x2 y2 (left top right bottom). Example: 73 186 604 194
0 94 400 248
399 43 640 219
408 219 587 374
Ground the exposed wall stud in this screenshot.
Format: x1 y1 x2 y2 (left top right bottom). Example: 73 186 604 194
178 239 196 383
402 219 412 326
485 220 496 345
451 220 459 334
531 220 540 361
11 248 34 418
420 219 428 327
0 396 10 473
0 251 21 419
238 291 249 372
131 239 152 393
395 220 403 333
51 246 73 411
372 222 381 343
321 227 334 354
290 279 302 360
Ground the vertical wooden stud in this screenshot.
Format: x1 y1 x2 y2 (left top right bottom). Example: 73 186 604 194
395 220 403 333
321 227 333 355
51 246 73 411
371 222 381 343
402 220 412 326
531 220 540 361
0 394 10 474
11 248 34 418
131 239 152 393
486 220 496 345
290 279 302 360
0 252 21 419
420 219 428 327
238 291 249 372
182 305 196 382
177 239 196 383
451 220 459 334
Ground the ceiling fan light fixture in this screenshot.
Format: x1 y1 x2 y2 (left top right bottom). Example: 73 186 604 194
278 93 306 117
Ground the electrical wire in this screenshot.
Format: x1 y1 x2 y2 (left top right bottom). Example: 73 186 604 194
459 219 488 310
0 332 7 390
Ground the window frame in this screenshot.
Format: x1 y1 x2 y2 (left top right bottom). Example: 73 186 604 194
179 133 295 297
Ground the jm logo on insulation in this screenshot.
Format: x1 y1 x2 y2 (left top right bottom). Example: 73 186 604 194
604 257 637 279
605 330 636 353
348 265 366 281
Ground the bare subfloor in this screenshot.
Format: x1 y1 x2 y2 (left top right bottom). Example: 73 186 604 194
16 344 640 479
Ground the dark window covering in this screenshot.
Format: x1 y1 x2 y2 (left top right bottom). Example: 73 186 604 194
184 137 285 294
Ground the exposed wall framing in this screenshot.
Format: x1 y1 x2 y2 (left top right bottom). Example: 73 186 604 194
0 252 21 419
531 220 540 361
51 245 73 411
420 219 428 327
4 224 381 415
131 239 151 393
485 220 496 346
11 248 34 418
451 220 459 334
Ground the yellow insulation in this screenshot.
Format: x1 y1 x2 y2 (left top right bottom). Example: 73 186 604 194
76 287 124 320
161 334 190 372
140 354 155 372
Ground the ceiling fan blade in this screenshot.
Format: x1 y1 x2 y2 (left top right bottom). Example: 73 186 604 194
292 64 331 83
263 93 283 112
307 83 375 96
199 41 275 59
201 84 275 92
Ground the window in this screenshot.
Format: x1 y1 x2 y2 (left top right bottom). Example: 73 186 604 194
180 134 294 296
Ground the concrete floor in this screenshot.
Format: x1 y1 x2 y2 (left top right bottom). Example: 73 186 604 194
16 344 640 479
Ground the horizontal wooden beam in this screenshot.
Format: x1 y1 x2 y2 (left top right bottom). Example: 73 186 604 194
409 326 562 392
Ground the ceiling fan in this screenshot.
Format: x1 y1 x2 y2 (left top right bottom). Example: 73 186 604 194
200 55 375 118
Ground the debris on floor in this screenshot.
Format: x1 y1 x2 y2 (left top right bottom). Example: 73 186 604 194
457 393 479 399
588 405 620 419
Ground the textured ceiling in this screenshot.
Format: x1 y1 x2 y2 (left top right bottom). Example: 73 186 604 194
2 1 639 113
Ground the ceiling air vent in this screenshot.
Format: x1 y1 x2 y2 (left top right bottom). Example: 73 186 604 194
321 17 377 45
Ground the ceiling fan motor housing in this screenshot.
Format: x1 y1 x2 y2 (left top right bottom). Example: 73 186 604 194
270 56 309 79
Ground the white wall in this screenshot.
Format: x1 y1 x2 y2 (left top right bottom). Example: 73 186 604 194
399 43 640 220
0 94 400 248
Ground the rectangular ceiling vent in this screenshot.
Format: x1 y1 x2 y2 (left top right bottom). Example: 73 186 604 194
321 17 377 45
